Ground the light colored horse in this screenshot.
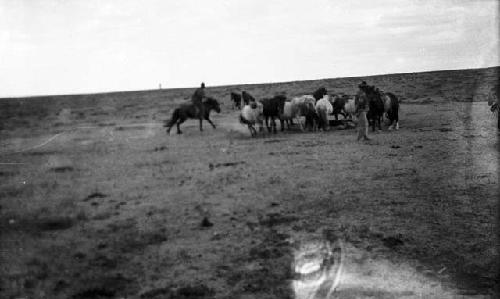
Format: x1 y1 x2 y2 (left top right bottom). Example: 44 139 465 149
315 95 333 131
380 92 400 130
239 102 264 137
290 95 318 131
343 98 356 120
280 101 295 130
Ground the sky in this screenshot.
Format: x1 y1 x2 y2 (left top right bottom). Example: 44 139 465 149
0 0 498 97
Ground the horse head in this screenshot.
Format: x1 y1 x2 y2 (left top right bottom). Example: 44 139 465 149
313 87 328 101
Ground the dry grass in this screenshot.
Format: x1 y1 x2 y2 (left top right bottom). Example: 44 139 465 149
0 67 498 298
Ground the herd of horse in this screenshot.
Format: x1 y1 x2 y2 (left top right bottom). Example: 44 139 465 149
163 86 499 136
163 86 401 136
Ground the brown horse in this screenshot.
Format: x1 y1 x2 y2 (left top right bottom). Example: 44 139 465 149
260 94 287 133
365 86 385 131
164 97 221 134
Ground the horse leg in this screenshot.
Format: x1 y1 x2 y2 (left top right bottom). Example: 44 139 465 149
394 109 399 130
166 119 173 134
307 116 314 132
165 109 179 134
388 118 394 130
199 117 203 131
248 124 254 137
205 117 216 129
323 111 329 131
257 118 264 132
498 111 500 130
280 119 285 132
272 116 277 134
176 115 188 134
310 116 316 132
298 116 305 132
176 120 183 134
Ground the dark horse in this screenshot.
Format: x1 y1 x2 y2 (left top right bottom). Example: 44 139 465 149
312 87 328 101
230 92 242 110
242 91 255 107
260 94 287 133
330 94 350 120
365 86 385 131
164 97 221 134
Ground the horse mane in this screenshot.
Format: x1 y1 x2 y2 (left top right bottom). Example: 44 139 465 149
242 91 256 101
204 96 217 103
273 94 287 102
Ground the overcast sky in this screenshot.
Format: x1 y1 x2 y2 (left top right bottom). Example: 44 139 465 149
0 0 498 97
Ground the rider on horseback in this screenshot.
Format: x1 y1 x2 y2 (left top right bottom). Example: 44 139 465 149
192 82 206 117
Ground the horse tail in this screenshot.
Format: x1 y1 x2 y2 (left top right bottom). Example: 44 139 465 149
390 93 400 114
385 93 400 122
164 108 179 128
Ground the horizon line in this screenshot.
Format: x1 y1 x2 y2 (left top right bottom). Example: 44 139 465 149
1 65 498 100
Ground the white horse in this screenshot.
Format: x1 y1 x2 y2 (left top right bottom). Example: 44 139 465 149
239 102 264 137
343 98 356 120
315 95 333 131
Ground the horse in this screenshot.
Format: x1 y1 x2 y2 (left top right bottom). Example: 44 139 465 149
240 102 264 137
381 91 400 130
242 91 255 107
279 101 295 130
315 94 333 131
312 87 328 101
365 86 385 131
230 92 242 110
343 98 356 120
164 97 221 134
260 94 287 133
330 94 350 120
289 96 318 132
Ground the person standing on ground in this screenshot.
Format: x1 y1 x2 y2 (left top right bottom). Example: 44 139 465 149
355 81 371 141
